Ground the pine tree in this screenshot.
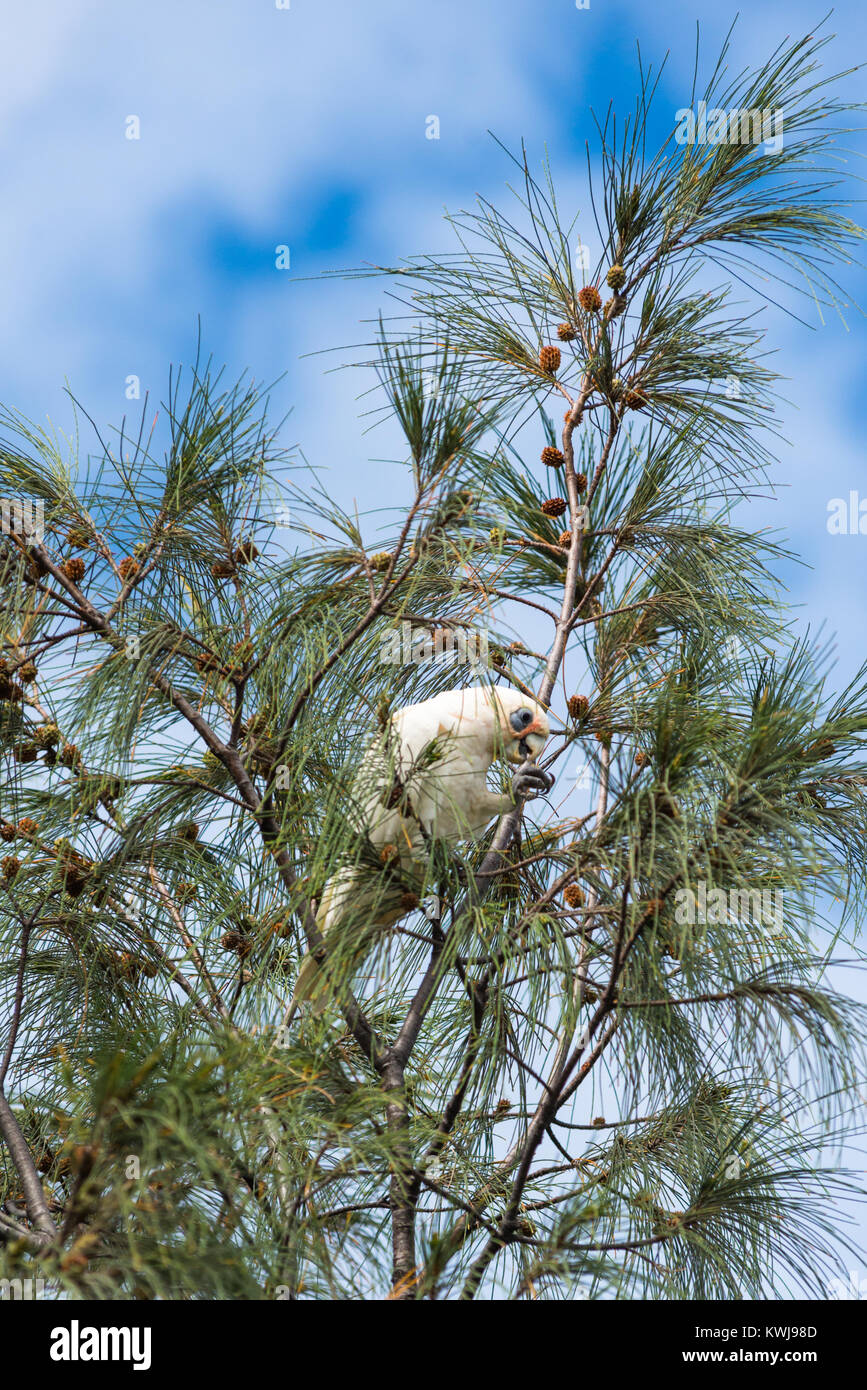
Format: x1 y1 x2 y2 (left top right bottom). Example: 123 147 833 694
1 29 866 1301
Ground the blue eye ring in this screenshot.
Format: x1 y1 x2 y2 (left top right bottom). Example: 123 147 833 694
509 709 534 732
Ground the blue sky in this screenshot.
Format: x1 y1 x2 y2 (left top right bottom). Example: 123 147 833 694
1 0 864 657
2 0 866 1291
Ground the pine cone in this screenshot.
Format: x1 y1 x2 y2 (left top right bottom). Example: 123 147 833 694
18 661 37 683
577 285 602 313
211 559 236 580
61 557 86 584
541 497 567 518
606 264 627 290
558 530 572 548
592 1116 606 1128
233 540 260 565
575 472 588 493
2 857 21 882
61 869 87 897
118 556 139 582
16 817 39 839
65 526 90 549
176 822 199 843
14 743 39 763
370 552 391 573
220 929 252 957
557 322 577 341
116 952 141 983
541 446 565 468
34 723 60 748
567 694 590 721
563 883 585 908
539 345 561 375
623 388 649 411
380 843 398 864
400 891 420 911
634 750 650 767
0 824 16 842
58 743 80 767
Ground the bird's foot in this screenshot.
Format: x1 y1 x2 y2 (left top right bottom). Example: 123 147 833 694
511 762 555 801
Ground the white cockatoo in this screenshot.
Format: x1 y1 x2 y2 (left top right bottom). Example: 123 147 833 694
293 684 553 1009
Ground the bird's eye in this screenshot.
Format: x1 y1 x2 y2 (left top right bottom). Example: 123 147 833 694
509 709 534 732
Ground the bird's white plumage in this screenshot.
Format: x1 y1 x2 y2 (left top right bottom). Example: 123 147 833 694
293 684 551 1007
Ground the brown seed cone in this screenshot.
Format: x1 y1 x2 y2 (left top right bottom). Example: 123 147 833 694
567 694 590 721
644 898 666 917
539 344 561 374
177 822 199 843
65 526 90 549
541 446 565 468
634 750 650 767
557 321 577 341
400 890 420 911
575 472 588 493
14 743 39 763
558 530 572 548
211 559 236 580
61 557 86 583
0 824 15 842
116 952 141 983
2 857 21 881
34 723 60 747
220 929 252 957
380 843 398 864
370 551 392 573
233 540 260 565
541 497 567 517
118 556 139 582
16 817 39 838
59 743 80 767
592 1116 606 1128
563 883 585 908
623 388 649 411
606 264 627 290
62 869 87 897
577 285 602 313
18 661 37 682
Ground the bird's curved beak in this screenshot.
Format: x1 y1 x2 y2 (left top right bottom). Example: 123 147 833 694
505 715 548 764
518 729 548 760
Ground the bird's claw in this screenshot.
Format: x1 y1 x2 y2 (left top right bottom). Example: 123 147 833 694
512 763 555 801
